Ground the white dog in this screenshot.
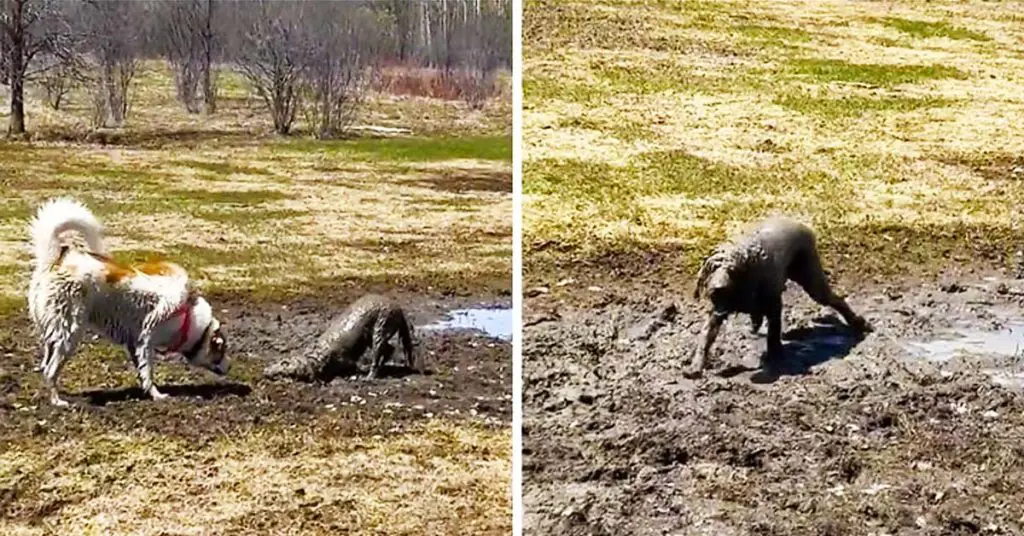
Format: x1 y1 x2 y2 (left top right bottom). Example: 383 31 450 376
27 198 228 407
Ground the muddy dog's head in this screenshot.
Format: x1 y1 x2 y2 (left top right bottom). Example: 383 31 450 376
180 295 230 377
693 248 736 303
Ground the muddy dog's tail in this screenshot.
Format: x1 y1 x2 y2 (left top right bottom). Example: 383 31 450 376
395 309 418 372
29 198 106 269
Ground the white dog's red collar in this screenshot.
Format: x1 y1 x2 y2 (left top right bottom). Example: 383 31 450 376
165 304 193 353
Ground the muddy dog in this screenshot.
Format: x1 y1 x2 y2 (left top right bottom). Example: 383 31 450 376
27 198 228 406
263 293 417 381
686 217 871 378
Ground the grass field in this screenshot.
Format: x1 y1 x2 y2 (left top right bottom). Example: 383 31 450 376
0 63 511 535
524 0 1024 283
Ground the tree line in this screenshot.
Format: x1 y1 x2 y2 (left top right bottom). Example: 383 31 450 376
0 0 512 137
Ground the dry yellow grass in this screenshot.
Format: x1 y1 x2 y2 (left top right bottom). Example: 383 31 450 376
0 421 510 535
524 0 1024 278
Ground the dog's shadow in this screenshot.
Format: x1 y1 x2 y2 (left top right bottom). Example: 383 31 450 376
719 315 866 384
80 382 253 406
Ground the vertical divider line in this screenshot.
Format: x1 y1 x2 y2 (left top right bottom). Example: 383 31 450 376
511 0 524 533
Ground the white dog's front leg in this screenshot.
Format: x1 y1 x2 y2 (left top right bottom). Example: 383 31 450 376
133 342 167 401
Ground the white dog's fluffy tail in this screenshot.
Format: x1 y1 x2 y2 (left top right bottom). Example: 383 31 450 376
29 198 106 268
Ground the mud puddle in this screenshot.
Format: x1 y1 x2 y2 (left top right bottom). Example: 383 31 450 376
524 277 1024 535
902 323 1024 362
420 306 513 341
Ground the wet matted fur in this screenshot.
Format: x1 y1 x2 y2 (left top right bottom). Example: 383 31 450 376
27 198 228 406
687 216 872 378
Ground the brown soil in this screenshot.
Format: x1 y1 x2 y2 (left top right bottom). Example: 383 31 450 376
524 270 1024 535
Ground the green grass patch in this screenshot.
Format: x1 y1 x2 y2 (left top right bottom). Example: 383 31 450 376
0 293 23 323
0 199 34 221
114 243 294 276
282 135 511 163
788 58 967 86
556 115 654 143
406 197 486 212
191 207 308 224
50 161 166 187
775 92 957 119
162 188 291 205
173 159 274 177
735 24 813 46
878 17 990 42
523 75 608 104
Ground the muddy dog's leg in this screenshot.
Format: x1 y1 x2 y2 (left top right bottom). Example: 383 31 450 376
790 250 872 333
394 310 418 372
36 340 56 373
41 296 88 407
762 295 784 367
684 311 727 379
42 335 79 407
132 337 167 400
365 314 390 380
750 313 763 334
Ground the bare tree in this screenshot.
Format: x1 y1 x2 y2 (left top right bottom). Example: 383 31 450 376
300 3 379 139
156 0 217 114
233 0 309 135
198 0 215 113
0 0 73 135
80 0 141 128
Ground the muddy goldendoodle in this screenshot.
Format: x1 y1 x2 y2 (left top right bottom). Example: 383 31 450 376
263 293 417 382
687 216 872 378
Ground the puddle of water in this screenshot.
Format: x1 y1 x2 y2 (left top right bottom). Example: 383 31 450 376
987 370 1024 389
902 323 1024 362
785 332 858 366
419 307 512 341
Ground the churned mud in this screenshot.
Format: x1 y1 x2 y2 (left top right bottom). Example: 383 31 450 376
524 273 1024 535
0 289 511 445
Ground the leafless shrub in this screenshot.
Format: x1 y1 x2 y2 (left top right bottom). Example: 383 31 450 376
156 0 217 114
36 50 86 110
80 0 141 128
442 0 511 109
299 3 379 139
233 1 309 135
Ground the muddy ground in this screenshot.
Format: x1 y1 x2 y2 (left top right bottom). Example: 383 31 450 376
0 288 511 455
524 271 1024 535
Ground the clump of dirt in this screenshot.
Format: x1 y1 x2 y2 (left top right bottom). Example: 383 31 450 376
524 275 1024 535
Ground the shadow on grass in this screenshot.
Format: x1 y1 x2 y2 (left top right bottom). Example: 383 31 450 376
80 381 253 406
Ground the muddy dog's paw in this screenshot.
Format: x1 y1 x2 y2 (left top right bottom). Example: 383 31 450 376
852 317 874 335
682 366 704 379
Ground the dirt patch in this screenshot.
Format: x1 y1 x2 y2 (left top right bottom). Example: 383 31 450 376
524 273 1024 534
936 151 1024 182
412 169 513 194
